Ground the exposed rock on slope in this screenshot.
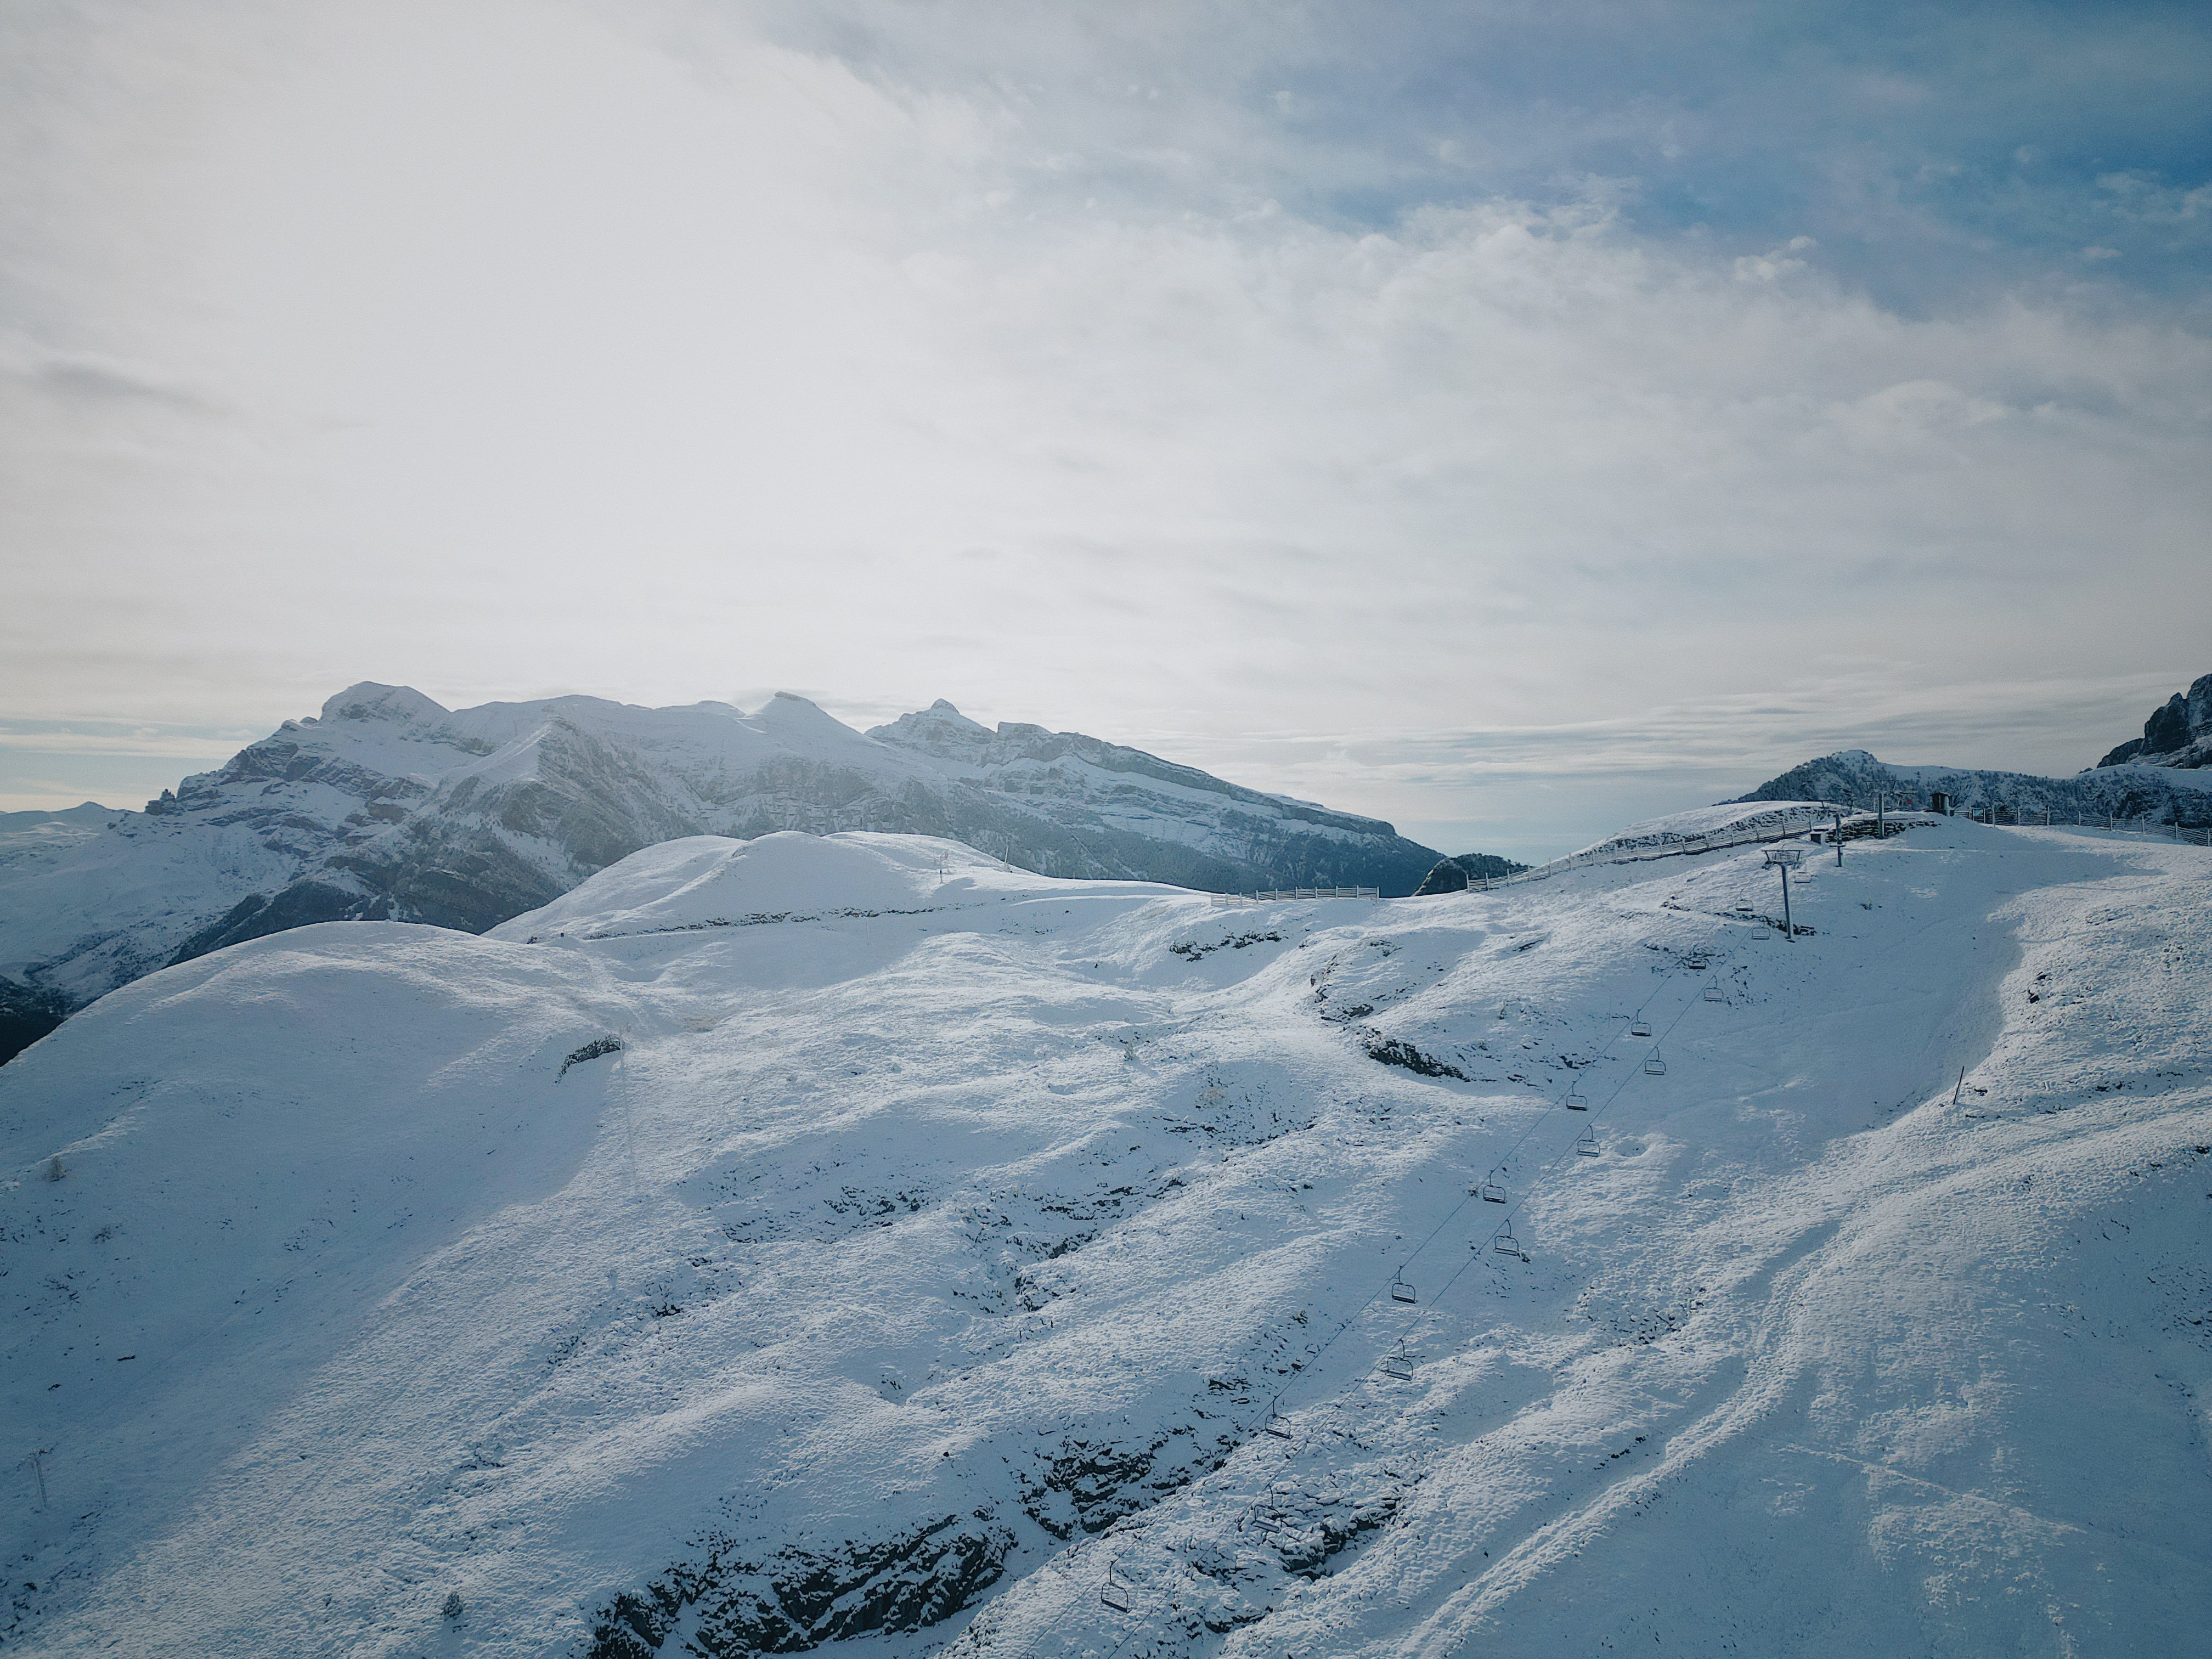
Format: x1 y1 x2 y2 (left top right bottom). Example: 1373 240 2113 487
0 686 1439 1060
1411 851 1532 894
2095 672 2212 769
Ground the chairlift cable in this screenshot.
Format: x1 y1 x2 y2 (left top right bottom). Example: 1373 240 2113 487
1480 966 1712 1248
1381 962 1725 1361
1477 956 1703 1198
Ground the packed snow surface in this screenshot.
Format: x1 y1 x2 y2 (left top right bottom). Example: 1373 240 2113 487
4 820 2209 1657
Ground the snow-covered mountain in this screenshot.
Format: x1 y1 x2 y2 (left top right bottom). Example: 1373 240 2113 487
0 685 1440 1060
1734 746 2212 823
5 815 2206 1656
1735 672 2212 822
2095 672 2212 770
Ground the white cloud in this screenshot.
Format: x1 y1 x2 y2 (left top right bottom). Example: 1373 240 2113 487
1 0 2206 853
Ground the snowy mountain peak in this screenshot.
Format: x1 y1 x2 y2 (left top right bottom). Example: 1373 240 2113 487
318 681 452 727
1 685 1443 1059
748 690 874 749
867 698 996 752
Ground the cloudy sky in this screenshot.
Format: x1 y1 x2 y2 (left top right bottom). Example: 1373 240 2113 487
3 0 2207 856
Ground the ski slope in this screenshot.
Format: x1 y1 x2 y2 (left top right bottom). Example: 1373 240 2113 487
4 820 2208 1657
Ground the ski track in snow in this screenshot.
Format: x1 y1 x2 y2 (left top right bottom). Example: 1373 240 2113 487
3 822 2209 1657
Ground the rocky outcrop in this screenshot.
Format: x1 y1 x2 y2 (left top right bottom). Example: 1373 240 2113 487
588 1511 1018 1659
2096 673 2212 770
0 975 68 1065
1410 853 1531 895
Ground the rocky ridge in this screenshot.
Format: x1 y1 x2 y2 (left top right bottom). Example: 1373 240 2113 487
2095 672 2212 770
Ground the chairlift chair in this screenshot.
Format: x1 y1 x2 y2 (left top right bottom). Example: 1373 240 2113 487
1264 1408 1293 1440
1479 1177 1507 1204
1703 979 1724 1002
1389 1271 1417 1305
1630 1019 1652 1039
1643 1051 1667 1076
1491 1221 1521 1255
1575 1127 1599 1156
1565 1087 1588 1111
1382 1346 1415 1381
1101 1570 1131 1613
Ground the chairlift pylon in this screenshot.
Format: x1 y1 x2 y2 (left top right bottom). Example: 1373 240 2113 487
1643 1050 1667 1076
1389 1270 1417 1305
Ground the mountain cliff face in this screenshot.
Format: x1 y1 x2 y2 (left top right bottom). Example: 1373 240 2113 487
0 685 1440 1059
2095 672 2212 770
1733 747 2212 823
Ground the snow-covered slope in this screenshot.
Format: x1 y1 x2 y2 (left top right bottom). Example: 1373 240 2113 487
1576 798 1861 857
1736 747 2212 824
0 687 1440 1056
6 817 2207 1657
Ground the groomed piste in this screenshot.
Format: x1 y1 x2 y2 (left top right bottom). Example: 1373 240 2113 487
4 816 2209 1656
